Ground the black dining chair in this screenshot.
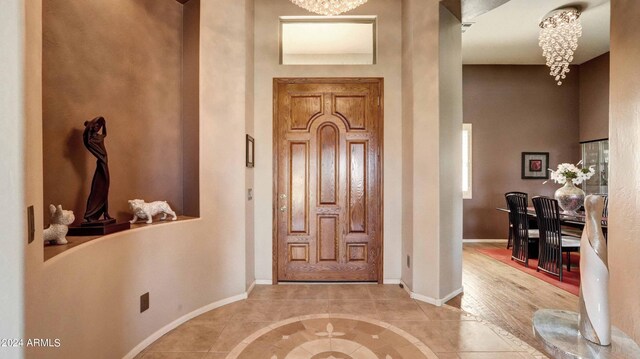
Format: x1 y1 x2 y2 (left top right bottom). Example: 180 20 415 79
505 192 539 267
597 193 609 218
505 192 526 249
596 193 609 241
532 196 581 282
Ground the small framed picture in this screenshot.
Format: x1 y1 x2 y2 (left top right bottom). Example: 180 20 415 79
521 152 549 179
246 135 255 168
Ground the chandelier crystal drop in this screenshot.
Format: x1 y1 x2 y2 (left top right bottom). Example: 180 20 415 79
538 8 582 86
289 0 368 16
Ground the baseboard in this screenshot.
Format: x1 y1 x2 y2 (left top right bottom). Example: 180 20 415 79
255 279 273 285
383 278 401 284
281 282 378 285
410 292 440 306
246 280 256 295
439 286 464 304
400 280 412 296
123 291 248 359
399 281 464 307
463 239 507 243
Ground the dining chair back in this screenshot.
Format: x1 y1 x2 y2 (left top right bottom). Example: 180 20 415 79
532 196 581 282
598 194 608 242
505 192 531 266
505 192 528 249
596 194 609 218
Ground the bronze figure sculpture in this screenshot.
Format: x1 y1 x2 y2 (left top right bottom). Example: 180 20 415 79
67 116 130 236
82 116 113 223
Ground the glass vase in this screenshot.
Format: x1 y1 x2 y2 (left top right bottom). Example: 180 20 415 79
554 180 585 215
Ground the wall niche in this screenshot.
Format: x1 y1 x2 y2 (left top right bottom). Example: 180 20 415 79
42 0 200 259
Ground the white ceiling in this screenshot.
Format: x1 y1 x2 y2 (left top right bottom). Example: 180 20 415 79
462 0 610 65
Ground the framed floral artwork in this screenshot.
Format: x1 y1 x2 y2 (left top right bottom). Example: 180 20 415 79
522 152 549 179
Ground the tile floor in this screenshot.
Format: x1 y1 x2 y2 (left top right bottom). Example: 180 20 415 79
136 285 547 359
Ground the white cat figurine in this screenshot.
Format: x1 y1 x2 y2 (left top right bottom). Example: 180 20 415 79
128 199 177 224
43 204 75 245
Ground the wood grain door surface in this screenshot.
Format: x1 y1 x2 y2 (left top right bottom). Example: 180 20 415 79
274 78 383 282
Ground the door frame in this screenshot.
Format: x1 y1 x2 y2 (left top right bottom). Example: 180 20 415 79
272 77 384 284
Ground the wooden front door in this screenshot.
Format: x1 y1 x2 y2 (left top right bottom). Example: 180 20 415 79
274 78 383 282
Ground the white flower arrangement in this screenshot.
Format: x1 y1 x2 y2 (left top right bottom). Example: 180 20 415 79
547 161 595 185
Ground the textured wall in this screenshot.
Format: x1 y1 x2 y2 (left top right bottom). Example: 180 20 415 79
400 0 415 289
24 1 251 358
0 1 26 357
43 0 184 223
401 0 463 301
609 0 640 343
579 52 610 142
438 4 463 298
462 65 581 239
245 0 255 290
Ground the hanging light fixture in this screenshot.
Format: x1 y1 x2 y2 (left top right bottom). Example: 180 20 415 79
289 0 368 16
538 7 582 86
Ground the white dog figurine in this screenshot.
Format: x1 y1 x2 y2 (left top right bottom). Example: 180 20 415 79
43 204 75 245
128 199 177 224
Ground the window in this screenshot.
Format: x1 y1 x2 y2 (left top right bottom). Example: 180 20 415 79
462 124 472 199
280 16 377 65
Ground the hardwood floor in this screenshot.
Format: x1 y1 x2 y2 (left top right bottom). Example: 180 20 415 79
447 242 578 353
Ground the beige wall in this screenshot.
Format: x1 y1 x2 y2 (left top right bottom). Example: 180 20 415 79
438 4 463 297
3 1 635 357
462 65 581 239
0 0 25 356
253 0 403 282
400 0 415 289
579 52 610 142
24 1 252 358
42 0 186 223
609 0 640 343
401 0 463 301
245 0 256 289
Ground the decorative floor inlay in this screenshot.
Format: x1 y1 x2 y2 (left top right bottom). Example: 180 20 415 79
225 314 437 359
137 284 551 359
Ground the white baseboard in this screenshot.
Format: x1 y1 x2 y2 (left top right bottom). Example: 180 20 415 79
439 286 464 304
246 280 256 295
400 280 412 296
399 280 464 307
383 279 401 284
463 239 507 243
123 291 249 359
410 292 440 306
254 278 400 285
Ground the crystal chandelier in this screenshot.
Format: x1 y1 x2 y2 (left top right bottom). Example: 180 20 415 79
289 0 368 16
538 7 582 86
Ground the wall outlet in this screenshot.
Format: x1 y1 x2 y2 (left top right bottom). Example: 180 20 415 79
140 292 150 313
406 255 410 268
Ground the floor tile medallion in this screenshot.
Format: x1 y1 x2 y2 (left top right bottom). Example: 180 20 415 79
225 314 437 359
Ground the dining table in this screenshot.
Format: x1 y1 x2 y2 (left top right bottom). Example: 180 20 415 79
496 207 608 231
497 207 608 259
